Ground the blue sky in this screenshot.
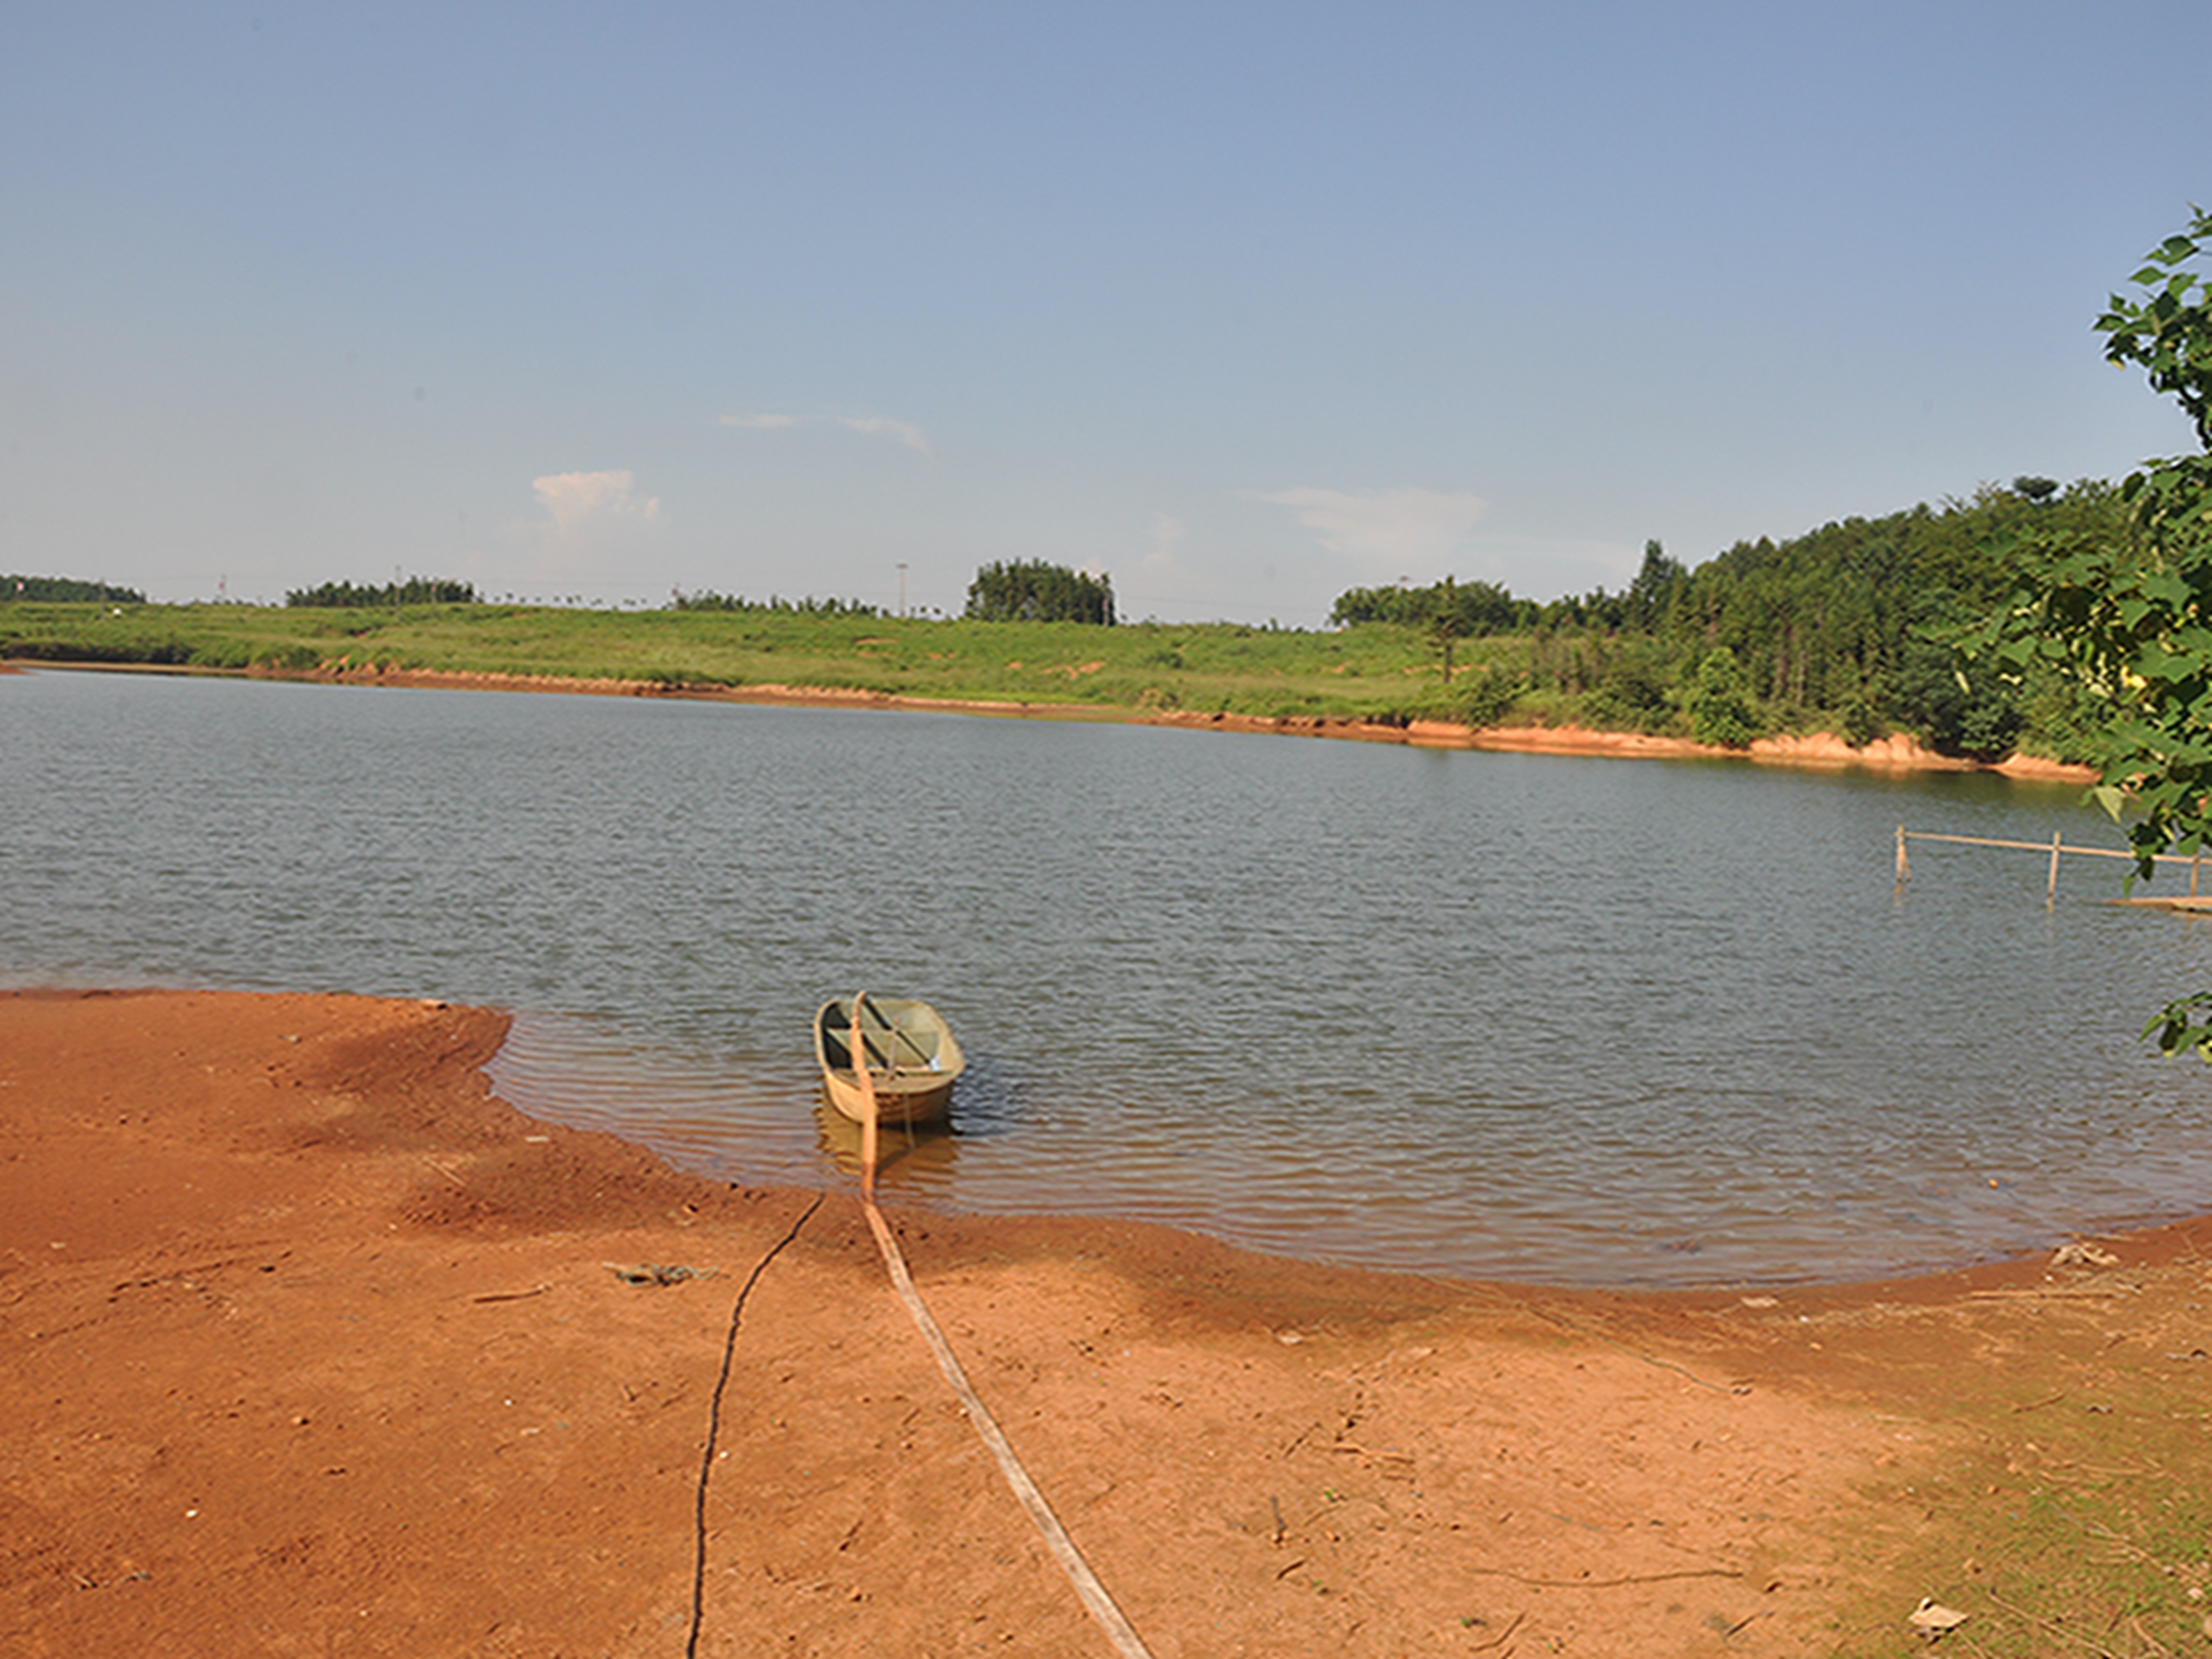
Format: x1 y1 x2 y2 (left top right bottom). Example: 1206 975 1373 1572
4 3 2207 624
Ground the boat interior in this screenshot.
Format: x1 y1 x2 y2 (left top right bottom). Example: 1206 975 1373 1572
820 1001 945 1075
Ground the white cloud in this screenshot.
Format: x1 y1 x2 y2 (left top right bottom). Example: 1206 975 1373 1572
1142 511 1187 575
1240 486 1488 578
531 469 662 535
835 415 931 454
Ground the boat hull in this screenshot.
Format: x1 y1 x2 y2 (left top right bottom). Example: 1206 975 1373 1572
820 1066 957 1127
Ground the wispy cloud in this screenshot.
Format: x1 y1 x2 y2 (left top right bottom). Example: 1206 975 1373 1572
720 410 931 455
532 469 662 534
1142 511 1187 575
1240 486 1487 577
835 415 930 454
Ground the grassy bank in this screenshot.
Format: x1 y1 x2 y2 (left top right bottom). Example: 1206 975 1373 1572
0 597 2099 763
0 600 1527 725
1819 1242 2212 1657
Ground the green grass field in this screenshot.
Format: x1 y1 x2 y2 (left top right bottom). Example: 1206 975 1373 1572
0 601 1546 727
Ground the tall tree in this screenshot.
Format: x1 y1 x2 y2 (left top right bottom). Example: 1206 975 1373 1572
1626 539 1685 631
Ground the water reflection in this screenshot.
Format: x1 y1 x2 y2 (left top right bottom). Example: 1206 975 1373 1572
811 1100 960 1185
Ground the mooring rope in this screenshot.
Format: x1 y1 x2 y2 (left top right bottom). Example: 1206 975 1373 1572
685 1188 825 1659
849 1003 1157 1659
858 1198 1156 1658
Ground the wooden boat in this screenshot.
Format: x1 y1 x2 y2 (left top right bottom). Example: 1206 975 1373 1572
813 994 965 1126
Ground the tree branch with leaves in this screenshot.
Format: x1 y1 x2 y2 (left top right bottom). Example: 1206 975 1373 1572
1967 205 2212 1056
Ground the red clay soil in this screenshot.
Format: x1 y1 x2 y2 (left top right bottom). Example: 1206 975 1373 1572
5 989 2204 1657
272 660 2100 783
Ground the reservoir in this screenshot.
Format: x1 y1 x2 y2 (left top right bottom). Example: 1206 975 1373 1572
6 665 2209 1286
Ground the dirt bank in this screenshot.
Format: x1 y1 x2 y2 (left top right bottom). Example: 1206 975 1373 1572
6 990 2205 1656
265 662 2099 783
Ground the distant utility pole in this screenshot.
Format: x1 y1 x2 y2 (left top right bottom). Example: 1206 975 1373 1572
897 562 908 619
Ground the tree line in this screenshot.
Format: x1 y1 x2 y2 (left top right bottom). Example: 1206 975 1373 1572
1325 480 2126 760
5 575 147 603
0 483 2150 767
286 578 480 608
670 589 880 617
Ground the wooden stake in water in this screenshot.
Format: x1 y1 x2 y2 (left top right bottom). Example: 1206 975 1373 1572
2047 831 2062 907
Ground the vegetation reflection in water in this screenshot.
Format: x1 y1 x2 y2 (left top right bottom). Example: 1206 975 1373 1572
6 666 2212 1287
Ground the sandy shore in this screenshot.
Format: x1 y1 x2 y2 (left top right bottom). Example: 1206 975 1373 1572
5 990 2203 1656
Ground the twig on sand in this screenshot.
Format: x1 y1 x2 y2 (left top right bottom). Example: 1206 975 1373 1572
1465 1609 1527 1651
1463 1565 1743 1589
1983 1587 2127 1656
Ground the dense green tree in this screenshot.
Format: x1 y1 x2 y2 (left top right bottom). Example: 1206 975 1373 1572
1970 206 2212 1056
3 574 146 603
287 577 477 607
1625 539 1685 631
1582 638 1676 733
965 560 1115 624
1684 648 1760 747
1888 622 2024 760
1318 484 2129 746
1330 575 1521 633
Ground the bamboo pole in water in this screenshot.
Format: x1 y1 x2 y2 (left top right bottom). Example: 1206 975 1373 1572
1897 827 2212 903
851 995 879 1200
1899 830 2182 863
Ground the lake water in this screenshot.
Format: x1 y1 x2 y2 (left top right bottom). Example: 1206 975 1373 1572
6 665 2211 1287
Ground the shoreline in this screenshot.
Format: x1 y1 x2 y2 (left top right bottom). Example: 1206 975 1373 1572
15 658 2100 783
4 982 2185 1302
7 987 2208 1653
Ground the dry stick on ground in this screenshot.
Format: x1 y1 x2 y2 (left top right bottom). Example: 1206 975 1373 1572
1466 1610 1527 1651
1461 1566 1745 1589
1982 1587 2132 1658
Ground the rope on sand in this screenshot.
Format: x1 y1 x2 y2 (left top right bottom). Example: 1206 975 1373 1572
685 1189 825 1659
851 1001 1157 1659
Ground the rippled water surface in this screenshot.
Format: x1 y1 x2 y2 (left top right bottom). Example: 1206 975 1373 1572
8 665 2212 1285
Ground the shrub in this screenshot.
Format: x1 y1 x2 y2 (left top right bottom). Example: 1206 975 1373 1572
1686 648 1762 747
1455 666 1524 729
